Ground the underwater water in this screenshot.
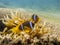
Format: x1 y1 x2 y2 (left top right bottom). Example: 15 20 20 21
0 0 60 24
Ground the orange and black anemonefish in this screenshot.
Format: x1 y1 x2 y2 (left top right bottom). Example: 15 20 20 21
19 14 39 30
0 14 40 34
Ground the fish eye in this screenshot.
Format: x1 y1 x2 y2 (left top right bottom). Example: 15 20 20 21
0 20 6 32
32 14 38 23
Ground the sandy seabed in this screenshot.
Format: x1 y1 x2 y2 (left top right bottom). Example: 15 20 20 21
0 8 60 45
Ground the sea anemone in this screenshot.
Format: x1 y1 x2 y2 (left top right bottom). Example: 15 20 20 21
1 10 49 35
0 9 52 45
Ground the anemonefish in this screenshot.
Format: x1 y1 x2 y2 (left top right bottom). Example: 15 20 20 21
32 14 39 23
19 21 34 30
11 21 34 34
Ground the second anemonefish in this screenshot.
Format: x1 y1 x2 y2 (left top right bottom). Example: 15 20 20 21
32 14 40 23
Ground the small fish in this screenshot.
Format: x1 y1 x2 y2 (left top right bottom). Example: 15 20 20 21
32 14 39 23
19 21 34 30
